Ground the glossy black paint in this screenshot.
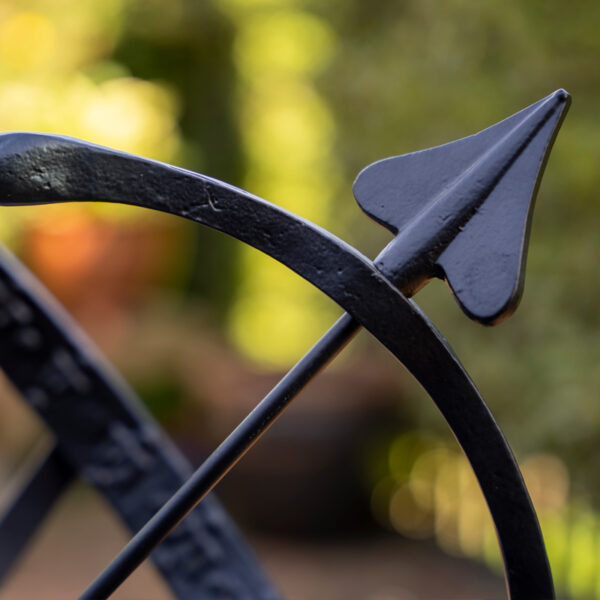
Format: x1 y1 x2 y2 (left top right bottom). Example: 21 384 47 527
0 90 569 600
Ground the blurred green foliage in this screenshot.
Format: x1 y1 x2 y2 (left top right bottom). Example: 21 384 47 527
0 0 599 594
0 0 598 487
310 0 600 497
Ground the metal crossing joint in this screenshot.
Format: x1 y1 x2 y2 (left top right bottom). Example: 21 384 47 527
0 90 570 600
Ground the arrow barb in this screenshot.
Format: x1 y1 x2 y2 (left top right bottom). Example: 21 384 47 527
354 89 570 323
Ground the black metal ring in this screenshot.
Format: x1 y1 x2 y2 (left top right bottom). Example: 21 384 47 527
0 133 553 599
0 246 277 598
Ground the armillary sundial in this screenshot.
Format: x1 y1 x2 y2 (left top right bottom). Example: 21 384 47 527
0 89 570 599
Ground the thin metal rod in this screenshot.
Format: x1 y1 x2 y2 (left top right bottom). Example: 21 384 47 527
79 312 360 600
77 89 570 599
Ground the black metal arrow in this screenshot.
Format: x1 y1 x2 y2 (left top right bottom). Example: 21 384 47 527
0 89 569 599
68 89 569 599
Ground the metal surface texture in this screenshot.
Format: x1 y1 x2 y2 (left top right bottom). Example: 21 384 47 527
0 247 278 599
0 90 569 599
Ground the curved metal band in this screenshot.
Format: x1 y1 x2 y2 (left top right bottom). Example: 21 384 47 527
0 246 278 599
0 134 553 599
